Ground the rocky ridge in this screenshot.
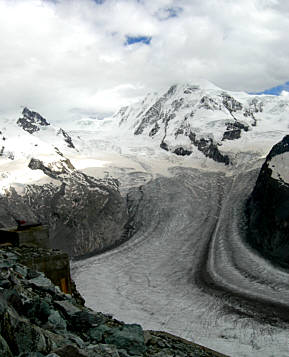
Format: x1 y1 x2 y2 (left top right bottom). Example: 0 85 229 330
0 246 227 357
0 157 128 258
246 135 289 268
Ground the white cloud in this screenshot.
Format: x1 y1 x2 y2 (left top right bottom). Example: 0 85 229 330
281 90 289 97
0 0 289 124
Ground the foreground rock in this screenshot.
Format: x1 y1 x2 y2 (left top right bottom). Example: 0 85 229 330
246 135 289 268
0 158 128 258
0 247 226 357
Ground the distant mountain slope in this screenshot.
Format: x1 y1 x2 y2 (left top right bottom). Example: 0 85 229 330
114 81 289 164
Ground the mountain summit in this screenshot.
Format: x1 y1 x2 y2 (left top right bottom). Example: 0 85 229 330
114 82 289 164
17 107 50 134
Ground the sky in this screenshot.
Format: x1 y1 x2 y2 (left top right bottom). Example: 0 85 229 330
0 0 289 124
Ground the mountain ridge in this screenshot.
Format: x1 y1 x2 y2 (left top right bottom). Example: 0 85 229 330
113 81 289 165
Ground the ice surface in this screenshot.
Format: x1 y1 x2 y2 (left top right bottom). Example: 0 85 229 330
72 168 289 357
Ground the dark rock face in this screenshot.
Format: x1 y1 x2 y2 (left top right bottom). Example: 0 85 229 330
17 108 50 134
149 123 160 137
134 85 177 136
57 129 76 149
173 147 192 156
246 135 289 268
0 246 226 357
189 132 230 165
199 96 220 110
222 121 249 141
221 93 243 114
0 159 128 258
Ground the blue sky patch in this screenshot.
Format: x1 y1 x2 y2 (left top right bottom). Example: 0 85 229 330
252 81 289 95
125 36 152 46
156 6 183 20
164 7 183 19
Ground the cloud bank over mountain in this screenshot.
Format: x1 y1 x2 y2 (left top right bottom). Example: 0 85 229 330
0 0 288 123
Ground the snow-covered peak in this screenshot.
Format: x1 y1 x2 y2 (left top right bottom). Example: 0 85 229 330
114 82 289 165
0 108 78 161
0 108 82 193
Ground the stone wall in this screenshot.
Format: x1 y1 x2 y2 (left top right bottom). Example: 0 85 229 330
0 225 49 249
0 225 75 296
19 247 72 295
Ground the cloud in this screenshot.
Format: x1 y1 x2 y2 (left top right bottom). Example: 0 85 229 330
281 90 289 97
0 0 288 124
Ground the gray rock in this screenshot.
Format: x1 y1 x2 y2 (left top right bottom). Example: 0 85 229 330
0 279 11 289
88 324 110 343
13 265 28 278
53 300 81 319
26 269 41 280
0 260 13 269
0 334 13 357
151 351 174 357
90 344 120 357
23 298 51 324
105 324 146 356
70 310 106 331
0 295 7 316
12 320 52 355
46 310 67 332
3 289 23 312
17 353 45 357
28 275 54 289
66 334 85 349
2 252 19 261
52 345 88 357
117 350 130 357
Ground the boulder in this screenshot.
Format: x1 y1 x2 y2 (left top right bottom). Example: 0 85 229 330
105 324 146 356
52 345 88 357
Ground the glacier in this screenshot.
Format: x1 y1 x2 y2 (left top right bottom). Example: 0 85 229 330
1 83 289 356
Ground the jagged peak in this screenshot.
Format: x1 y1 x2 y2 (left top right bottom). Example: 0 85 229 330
21 107 50 126
17 107 50 134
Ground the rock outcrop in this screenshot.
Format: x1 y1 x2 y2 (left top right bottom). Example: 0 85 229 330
0 158 128 258
246 135 289 268
0 246 227 357
17 107 50 134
